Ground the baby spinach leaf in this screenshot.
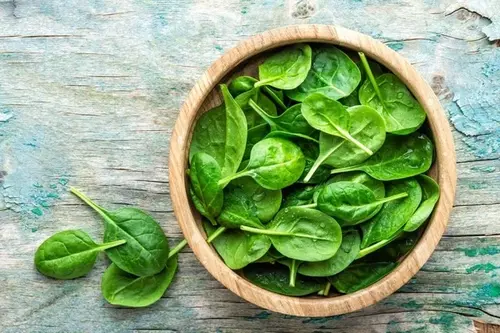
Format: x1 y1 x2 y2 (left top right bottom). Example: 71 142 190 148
204 221 271 270
255 44 312 90
298 229 361 277
219 137 305 190
34 230 126 280
328 172 385 199
220 84 248 178
249 100 318 143
276 258 302 287
287 46 361 102
235 88 277 129
217 186 265 229
329 262 396 294
243 264 324 296
404 175 440 232
301 93 374 155
330 133 434 181
316 181 408 226
360 231 420 263
189 152 224 225
255 247 285 263
282 184 320 208
189 104 226 167
304 105 386 182
299 157 331 184
101 255 177 307
358 52 426 135
339 59 383 107
70 188 170 277
361 178 422 248
229 75 286 110
230 177 282 222
244 123 269 160
241 207 342 262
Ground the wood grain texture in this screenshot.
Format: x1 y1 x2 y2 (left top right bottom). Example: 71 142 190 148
169 24 457 317
0 0 498 332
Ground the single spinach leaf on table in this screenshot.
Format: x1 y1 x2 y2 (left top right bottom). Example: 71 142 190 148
404 174 440 232
204 221 271 270
220 84 248 178
287 45 361 102
255 44 312 90
249 100 318 143
303 105 386 182
218 137 306 190
70 188 170 277
241 207 342 262
361 178 422 248
235 87 277 129
189 152 224 225
329 262 397 294
358 52 426 135
316 181 408 226
298 229 361 277
243 264 324 296
101 255 178 307
34 230 126 280
229 75 286 110
330 133 434 181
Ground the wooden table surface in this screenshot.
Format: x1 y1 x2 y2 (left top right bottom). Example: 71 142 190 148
0 1 499 332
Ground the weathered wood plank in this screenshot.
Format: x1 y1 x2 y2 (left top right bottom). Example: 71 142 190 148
0 0 499 332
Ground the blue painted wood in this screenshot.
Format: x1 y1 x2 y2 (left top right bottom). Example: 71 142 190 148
0 0 498 332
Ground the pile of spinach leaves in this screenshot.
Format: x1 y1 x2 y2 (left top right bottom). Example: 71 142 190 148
189 44 440 296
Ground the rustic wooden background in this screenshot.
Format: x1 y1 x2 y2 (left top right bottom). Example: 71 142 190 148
0 0 499 332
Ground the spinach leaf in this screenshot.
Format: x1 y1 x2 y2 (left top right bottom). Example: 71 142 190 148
229 75 286 110
298 229 361 277
356 229 405 260
241 207 342 262
328 172 385 199
276 258 301 287
255 44 312 90
71 188 170 277
230 177 282 222
358 52 426 135
304 105 386 182
360 231 419 263
287 46 361 102
404 175 440 232
330 133 434 181
301 93 374 155
249 100 318 143
219 137 305 190
243 264 324 296
244 123 269 160
34 230 126 280
189 152 224 225
220 84 248 178
282 184 320 208
255 247 285 263
217 186 265 229
189 104 225 167
204 221 271 269
235 88 277 129
329 262 396 294
101 255 177 307
361 178 422 248
316 181 408 226
299 157 331 184
339 59 383 107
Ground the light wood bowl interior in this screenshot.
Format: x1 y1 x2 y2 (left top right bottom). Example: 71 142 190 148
168 25 457 317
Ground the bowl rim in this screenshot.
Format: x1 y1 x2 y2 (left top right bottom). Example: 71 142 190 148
168 24 457 317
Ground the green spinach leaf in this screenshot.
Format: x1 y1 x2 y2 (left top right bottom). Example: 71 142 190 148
235 88 277 129
71 188 170 277
255 247 285 263
404 175 440 232
329 262 396 294
361 178 422 248
189 152 224 225
359 52 426 135
328 172 385 199
101 255 177 307
241 207 342 262
255 44 312 90
204 221 271 269
298 229 361 277
282 184 320 208
219 137 305 190
339 59 383 107
35 230 126 280
287 46 361 102
330 133 434 181
316 181 408 226
360 231 419 263
243 264 324 296
304 105 386 182
229 75 286 110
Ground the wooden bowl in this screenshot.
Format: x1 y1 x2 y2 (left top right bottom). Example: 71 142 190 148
169 25 457 317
